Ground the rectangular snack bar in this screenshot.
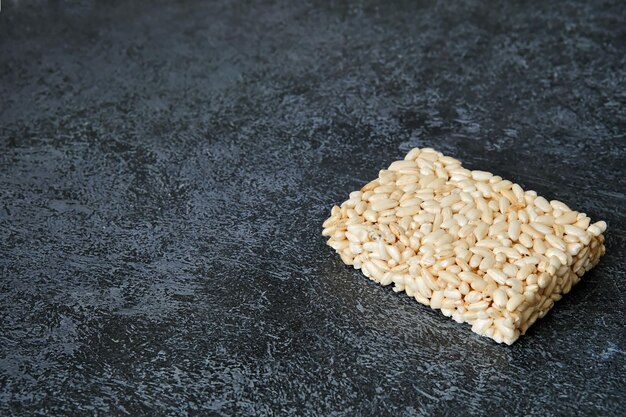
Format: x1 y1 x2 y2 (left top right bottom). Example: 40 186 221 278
322 147 606 344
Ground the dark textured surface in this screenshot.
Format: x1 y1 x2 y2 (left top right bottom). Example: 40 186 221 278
1 0 625 415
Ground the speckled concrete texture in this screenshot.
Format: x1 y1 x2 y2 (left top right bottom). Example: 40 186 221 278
1 1 625 416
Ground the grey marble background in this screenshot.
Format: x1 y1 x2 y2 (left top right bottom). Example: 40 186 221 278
1 0 625 416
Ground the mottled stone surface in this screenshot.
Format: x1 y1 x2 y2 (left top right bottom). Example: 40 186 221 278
1 1 625 415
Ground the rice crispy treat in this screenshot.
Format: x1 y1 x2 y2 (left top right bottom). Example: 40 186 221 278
322 147 607 344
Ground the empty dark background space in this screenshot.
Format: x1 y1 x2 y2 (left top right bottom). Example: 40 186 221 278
1 0 625 416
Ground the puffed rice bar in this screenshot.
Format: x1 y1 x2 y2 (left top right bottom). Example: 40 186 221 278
322 147 607 344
